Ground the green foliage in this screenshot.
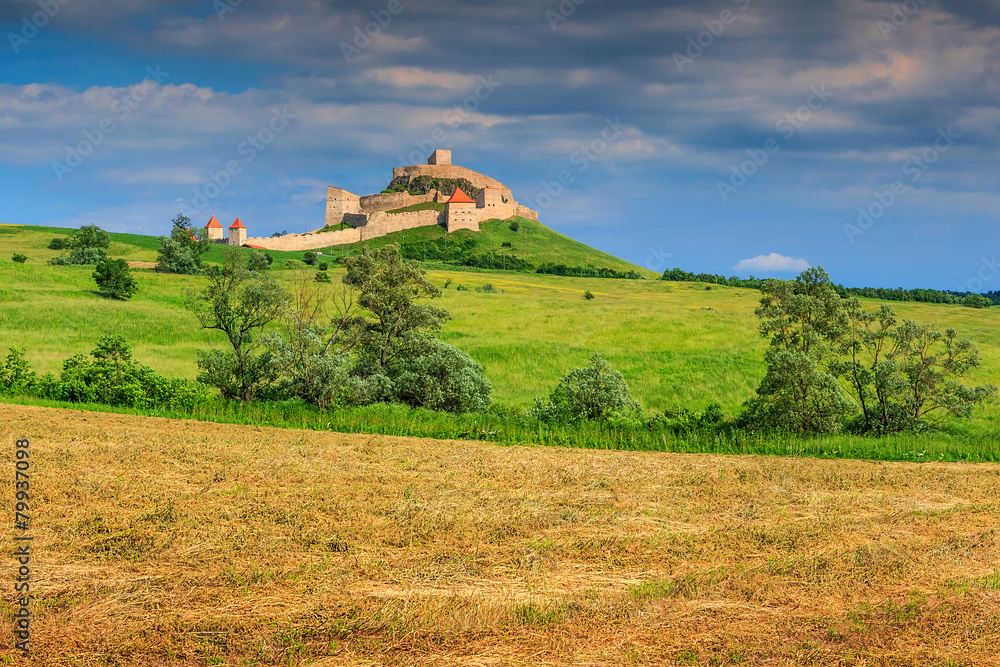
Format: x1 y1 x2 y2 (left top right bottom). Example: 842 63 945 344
93 258 138 300
584 290 595 300
531 353 640 423
11 253 27 263
70 224 111 250
389 336 492 413
477 283 498 293
455 284 468 291
303 252 318 266
156 214 210 274
0 348 36 394
186 247 289 401
50 246 107 266
748 268 997 435
385 201 445 214
318 262 329 271
314 272 332 283
509 220 519 232
386 175 482 199
32 335 208 409
536 263 642 279
963 294 992 309
343 244 449 373
247 250 271 272
48 237 71 250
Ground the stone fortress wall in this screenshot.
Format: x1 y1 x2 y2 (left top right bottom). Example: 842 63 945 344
245 150 538 252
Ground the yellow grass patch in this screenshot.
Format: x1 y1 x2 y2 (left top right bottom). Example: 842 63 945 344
2 404 999 665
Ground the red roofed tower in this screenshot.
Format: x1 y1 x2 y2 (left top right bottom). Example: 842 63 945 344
204 215 223 241
228 217 247 246
445 188 479 232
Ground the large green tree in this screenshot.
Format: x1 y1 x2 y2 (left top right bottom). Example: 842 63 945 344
186 247 288 401
156 214 211 274
93 258 138 300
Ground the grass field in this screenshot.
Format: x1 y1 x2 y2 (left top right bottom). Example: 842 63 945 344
2 403 999 665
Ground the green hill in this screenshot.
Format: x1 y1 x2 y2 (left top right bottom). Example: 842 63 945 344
2 221 999 430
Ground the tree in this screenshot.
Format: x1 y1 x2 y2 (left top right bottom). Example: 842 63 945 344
744 267 853 434
93 258 138 300
186 247 288 401
343 244 449 372
70 224 111 250
11 253 27 264
247 250 271 272
156 214 210 274
530 353 640 422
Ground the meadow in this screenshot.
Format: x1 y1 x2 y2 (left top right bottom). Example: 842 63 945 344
2 222 1000 460
2 403 999 665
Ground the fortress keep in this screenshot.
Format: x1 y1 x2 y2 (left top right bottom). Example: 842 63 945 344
241 150 538 252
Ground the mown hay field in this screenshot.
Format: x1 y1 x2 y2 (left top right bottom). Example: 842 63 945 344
2 403 999 665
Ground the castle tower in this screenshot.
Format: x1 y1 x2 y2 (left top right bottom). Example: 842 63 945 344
205 215 223 241
445 188 478 233
427 149 451 165
228 217 247 246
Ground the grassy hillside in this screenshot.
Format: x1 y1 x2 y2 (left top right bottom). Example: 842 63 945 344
5 404 1000 665
2 222 999 429
317 217 650 276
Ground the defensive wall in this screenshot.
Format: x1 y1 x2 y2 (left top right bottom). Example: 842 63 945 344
245 150 538 251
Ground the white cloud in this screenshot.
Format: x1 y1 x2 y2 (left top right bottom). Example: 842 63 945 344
734 253 811 273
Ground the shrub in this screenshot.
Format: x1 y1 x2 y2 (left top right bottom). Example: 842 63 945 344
0 348 36 395
477 283 498 293
48 237 71 250
71 224 111 250
318 262 329 271
93 258 138 300
584 291 594 300
456 284 469 291
389 337 492 413
530 353 641 422
444 278 452 288
501 241 512 248
314 272 332 283
962 294 992 308
155 238 201 274
50 246 107 266
248 250 271 272
509 221 519 231
303 252 318 266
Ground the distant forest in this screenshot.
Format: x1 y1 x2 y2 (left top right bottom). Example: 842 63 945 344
660 268 998 307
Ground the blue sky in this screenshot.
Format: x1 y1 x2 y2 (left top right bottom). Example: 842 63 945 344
1 0 998 291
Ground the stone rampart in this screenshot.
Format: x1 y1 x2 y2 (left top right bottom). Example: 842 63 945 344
360 209 443 240
245 227 362 251
359 191 436 216
392 164 506 191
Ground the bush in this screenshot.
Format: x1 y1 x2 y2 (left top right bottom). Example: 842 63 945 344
71 224 111 250
530 353 640 422
247 250 271 272
303 252 318 266
509 221 519 231
0 348 36 395
456 284 469 291
390 337 492 413
477 283 498 293
318 262 329 271
501 241 512 248
50 246 107 266
314 272 332 283
11 253 27 263
584 291 594 300
48 237 71 250
93 258 138 300
963 294 992 308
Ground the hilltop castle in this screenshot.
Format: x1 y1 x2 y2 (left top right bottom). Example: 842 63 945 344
240 150 538 252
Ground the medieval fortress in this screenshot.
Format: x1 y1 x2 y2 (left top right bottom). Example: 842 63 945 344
229 150 538 252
